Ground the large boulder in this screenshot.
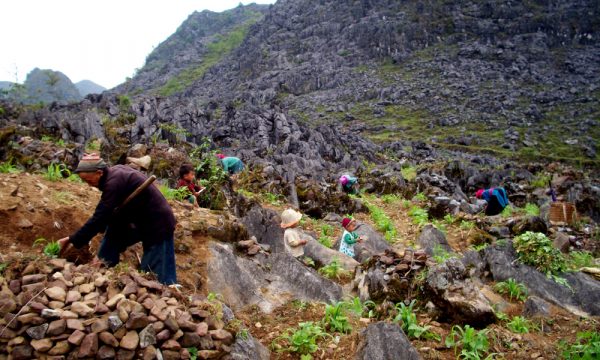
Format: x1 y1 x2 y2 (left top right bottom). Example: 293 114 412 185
484 244 600 316
353 223 393 262
303 235 359 271
426 258 496 326
355 322 421 360
225 333 270 360
239 205 285 253
207 242 342 313
417 225 452 256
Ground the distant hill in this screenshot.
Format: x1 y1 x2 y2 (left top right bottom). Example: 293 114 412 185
23 68 82 104
0 81 13 91
75 80 106 97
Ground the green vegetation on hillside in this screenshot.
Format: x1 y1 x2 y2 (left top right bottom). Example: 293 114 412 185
158 15 261 97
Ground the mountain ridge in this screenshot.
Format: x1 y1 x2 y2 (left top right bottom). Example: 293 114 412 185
119 0 599 162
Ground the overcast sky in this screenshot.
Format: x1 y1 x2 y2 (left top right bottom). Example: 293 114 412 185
0 0 276 89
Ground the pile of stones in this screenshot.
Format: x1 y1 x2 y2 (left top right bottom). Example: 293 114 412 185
356 249 430 303
0 258 236 360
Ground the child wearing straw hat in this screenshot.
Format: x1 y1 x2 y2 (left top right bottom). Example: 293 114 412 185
280 208 308 259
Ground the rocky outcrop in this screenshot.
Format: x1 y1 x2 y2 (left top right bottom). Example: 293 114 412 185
206 242 342 313
303 236 359 272
426 258 496 326
417 225 452 256
356 250 428 303
353 223 393 263
225 333 270 360
355 322 421 360
484 244 600 316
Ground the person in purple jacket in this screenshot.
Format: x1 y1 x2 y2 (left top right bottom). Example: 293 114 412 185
58 154 177 285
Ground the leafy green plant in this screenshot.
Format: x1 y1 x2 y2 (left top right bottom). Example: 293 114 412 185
494 278 528 302
318 235 333 248
401 166 417 181
506 316 534 334
559 331 600 360
567 251 595 269
34 237 60 258
320 224 334 237
413 192 427 202
344 297 376 318
323 302 352 333
0 262 7 275
431 219 447 235
445 325 493 360
159 123 191 144
291 300 308 310
188 347 198 360
274 322 329 357
444 214 456 225
514 231 567 276
44 163 70 181
364 200 397 243
263 192 283 205
469 243 489 252
459 220 475 230
393 300 437 340
432 244 456 264
500 206 514 218
192 142 230 210
382 194 402 204
524 203 540 216
302 257 315 267
495 239 508 247
318 258 347 279
159 184 192 201
0 158 20 173
530 173 551 188
408 205 429 227
401 199 411 209
66 173 83 183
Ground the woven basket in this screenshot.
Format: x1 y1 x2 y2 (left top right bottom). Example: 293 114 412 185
549 202 577 225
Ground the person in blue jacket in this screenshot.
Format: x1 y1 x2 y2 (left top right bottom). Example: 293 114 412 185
339 174 359 194
476 187 509 216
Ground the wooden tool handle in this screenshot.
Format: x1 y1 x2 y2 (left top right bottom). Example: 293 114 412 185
114 175 157 214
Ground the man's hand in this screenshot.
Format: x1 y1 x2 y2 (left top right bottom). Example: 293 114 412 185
57 237 70 255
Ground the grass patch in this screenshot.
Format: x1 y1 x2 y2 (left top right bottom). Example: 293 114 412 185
363 200 397 243
401 166 417 181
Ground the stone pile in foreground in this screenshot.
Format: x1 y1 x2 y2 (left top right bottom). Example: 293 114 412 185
0 258 237 359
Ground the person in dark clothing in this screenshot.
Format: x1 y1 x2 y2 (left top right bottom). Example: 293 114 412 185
58 154 177 285
177 164 204 206
476 187 509 216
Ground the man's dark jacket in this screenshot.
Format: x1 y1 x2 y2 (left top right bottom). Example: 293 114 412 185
70 165 176 248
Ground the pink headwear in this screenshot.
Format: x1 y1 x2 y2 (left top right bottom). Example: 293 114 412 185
475 189 484 199
339 175 348 186
216 153 226 159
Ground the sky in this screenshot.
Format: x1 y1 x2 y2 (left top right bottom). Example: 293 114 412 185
0 0 276 89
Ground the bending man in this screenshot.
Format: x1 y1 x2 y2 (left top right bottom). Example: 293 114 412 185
58 154 177 284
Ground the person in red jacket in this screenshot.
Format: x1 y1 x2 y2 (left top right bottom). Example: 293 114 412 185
177 164 204 207
58 154 177 285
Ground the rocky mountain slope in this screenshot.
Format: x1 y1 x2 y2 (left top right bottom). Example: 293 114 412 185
75 80 106 97
116 0 599 163
115 3 270 96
